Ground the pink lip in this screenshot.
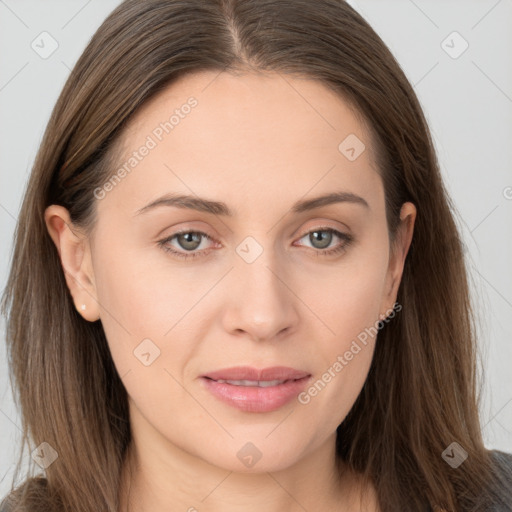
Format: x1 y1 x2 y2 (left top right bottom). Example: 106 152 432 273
200 366 312 413
202 366 310 381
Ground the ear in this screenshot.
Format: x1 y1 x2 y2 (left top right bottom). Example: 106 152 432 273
44 205 100 322
379 201 416 319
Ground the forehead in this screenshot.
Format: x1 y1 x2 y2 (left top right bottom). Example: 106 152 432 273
99 70 383 220
124 69 374 153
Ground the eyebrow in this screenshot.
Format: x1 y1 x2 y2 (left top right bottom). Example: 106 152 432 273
134 191 370 217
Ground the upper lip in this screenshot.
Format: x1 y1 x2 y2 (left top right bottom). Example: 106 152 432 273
202 366 311 382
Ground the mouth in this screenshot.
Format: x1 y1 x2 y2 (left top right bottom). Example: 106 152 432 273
204 377 302 387
199 366 312 413
201 365 310 382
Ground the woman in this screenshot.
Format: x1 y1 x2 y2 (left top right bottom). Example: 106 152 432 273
1 0 511 511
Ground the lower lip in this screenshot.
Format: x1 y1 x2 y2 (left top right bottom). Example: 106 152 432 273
201 376 311 413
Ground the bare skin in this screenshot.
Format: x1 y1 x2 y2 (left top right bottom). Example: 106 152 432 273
45 70 415 512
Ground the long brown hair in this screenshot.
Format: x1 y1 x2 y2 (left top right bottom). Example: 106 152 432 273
0 0 501 510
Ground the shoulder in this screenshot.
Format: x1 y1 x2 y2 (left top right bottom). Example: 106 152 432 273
488 448 512 483
489 448 512 470
478 449 512 511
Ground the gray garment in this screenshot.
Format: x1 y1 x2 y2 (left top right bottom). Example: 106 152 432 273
423 449 512 511
476 449 512 511
1 450 511 511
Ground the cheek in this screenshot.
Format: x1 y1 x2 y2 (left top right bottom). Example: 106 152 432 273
298 249 388 423
91 237 197 386
93 255 196 421
93 229 224 331
298 301 377 436
309 245 388 348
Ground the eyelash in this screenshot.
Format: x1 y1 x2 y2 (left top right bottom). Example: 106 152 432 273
157 227 354 260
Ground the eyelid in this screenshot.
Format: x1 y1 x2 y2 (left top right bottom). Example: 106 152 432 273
295 222 349 240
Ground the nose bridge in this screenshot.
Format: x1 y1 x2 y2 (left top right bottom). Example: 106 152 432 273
222 237 299 340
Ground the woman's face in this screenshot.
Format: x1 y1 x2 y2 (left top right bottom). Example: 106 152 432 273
49 70 415 474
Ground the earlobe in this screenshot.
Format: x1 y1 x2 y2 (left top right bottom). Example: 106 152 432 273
44 205 100 322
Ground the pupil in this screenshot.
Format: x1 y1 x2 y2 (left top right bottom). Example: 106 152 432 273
179 232 201 250
311 231 331 249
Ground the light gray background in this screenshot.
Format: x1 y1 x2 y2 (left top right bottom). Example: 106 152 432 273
1 0 511 495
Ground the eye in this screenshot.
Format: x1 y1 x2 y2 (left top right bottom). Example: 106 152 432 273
157 229 216 260
294 227 353 257
158 227 354 260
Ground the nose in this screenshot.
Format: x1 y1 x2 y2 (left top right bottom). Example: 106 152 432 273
220 251 301 343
